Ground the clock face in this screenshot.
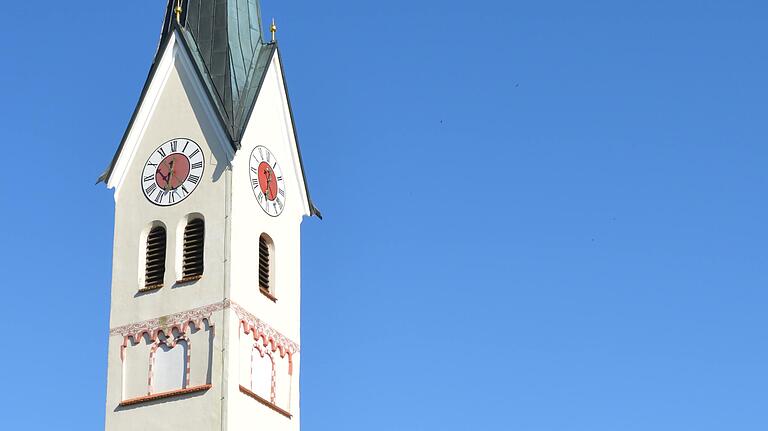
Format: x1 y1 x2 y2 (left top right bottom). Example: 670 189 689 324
249 146 286 217
141 138 205 206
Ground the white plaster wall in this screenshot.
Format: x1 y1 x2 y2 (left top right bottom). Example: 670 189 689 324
153 340 187 393
105 34 228 430
252 346 273 399
230 51 305 341
238 329 253 388
273 351 292 410
108 41 231 329
228 52 304 431
188 321 214 387
123 334 152 400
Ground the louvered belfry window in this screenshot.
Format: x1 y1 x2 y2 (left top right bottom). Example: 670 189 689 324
259 235 271 292
182 218 205 280
144 226 166 290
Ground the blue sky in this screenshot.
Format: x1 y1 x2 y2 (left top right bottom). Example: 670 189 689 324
1 1 767 429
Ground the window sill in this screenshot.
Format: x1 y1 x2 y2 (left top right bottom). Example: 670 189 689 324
138 284 163 293
260 288 278 303
178 274 203 284
239 385 291 418
119 384 211 407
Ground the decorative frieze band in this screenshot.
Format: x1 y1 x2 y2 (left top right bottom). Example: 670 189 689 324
110 300 299 355
110 301 223 340
231 302 300 355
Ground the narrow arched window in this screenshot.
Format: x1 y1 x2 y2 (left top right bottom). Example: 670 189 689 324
144 226 166 290
182 218 204 281
259 234 274 299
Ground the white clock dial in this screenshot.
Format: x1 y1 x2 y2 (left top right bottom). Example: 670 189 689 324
249 145 286 217
141 138 205 206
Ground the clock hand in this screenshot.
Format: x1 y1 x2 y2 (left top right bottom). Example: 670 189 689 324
170 169 185 183
264 168 273 200
158 161 170 189
158 170 170 187
165 159 176 191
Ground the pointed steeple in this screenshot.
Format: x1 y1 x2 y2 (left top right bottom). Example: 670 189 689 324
160 0 275 143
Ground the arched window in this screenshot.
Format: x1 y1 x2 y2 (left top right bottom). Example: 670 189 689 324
144 226 166 290
259 234 274 298
182 218 204 281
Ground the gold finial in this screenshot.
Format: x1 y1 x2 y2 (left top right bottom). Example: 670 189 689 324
270 19 277 42
175 0 183 24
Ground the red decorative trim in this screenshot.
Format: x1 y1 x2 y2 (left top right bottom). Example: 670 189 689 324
112 302 222 341
234 302 299 356
239 385 292 418
111 300 298 355
119 384 211 407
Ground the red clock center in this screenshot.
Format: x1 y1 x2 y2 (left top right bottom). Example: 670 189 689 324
258 162 278 201
155 153 191 191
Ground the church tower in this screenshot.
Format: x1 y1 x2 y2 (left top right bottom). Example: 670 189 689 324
98 1 320 430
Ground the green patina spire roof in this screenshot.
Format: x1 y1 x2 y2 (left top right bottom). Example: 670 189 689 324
161 0 274 143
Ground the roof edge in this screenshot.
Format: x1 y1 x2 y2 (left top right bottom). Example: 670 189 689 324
273 44 322 219
233 43 277 143
96 27 176 185
97 22 238 185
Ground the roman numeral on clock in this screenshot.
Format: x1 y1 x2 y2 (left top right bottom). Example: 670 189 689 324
157 148 166 157
188 175 200 184
252 178 260 188
189 149 200 158
143 175 155 183
191 162 203 170
170 140 178 152
145 183 157 196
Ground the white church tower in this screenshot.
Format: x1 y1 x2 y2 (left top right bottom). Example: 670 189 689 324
98 1 320 429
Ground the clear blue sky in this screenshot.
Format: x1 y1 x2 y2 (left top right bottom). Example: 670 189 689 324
1 1 767 429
